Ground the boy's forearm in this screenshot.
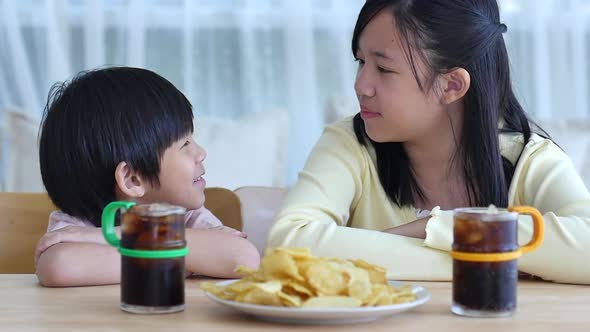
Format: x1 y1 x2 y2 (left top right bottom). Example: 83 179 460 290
36 243 120 287
36 228 261 287
184 229 260 278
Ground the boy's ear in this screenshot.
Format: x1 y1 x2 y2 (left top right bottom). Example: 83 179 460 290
114 161 146 199
439 67 471 105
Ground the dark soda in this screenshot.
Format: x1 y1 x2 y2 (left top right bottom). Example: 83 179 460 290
119 204 186 313
452 211 518 317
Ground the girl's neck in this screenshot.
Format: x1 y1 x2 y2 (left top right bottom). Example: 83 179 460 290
403 104 470 210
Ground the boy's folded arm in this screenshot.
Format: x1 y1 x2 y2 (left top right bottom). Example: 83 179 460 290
36 242 120 287
34 226 111 263
35 227 260 287
184 228 260 278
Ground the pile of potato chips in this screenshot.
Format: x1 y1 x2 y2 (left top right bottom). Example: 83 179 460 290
201 247 417 308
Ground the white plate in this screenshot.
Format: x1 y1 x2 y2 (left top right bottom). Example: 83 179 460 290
204 280 430 325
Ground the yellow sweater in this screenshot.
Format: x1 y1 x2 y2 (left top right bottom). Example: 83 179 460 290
268 117 590 284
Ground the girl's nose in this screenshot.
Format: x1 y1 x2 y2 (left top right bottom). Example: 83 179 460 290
354 67 376 98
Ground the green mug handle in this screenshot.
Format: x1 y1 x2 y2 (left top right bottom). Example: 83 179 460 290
101 201 136 248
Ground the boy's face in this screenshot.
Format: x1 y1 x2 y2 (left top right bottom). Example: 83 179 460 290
142 134 207 210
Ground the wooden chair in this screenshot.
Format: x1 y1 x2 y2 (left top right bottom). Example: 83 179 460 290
203 187 243 231
0 188 242 274
0 193 55 274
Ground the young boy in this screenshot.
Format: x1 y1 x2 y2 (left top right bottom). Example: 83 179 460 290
35 67 260 287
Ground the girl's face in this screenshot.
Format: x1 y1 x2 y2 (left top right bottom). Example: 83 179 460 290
354 9 447 143
142 134 208 210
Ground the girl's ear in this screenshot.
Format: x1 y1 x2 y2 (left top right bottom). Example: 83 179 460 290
114 161 146 199
439 67 471 105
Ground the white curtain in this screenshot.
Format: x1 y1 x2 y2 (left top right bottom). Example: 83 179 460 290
501 0 590 120
0 0 589 186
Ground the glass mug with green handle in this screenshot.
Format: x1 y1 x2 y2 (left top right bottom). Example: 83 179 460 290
102 202 188 314
451 206 544 317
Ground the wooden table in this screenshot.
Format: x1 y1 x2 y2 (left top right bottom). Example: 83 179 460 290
1 274 588 331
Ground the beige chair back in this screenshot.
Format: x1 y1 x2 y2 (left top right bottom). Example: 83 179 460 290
204 187 243 231
234 186 287 255
0 188 242 274
0 192 55 273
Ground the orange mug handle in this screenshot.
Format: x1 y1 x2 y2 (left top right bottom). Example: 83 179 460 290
509 206 545 254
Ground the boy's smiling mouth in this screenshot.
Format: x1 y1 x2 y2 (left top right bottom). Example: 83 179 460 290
193 172 206 187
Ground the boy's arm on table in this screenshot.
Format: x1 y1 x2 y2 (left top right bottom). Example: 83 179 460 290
35 226 260 287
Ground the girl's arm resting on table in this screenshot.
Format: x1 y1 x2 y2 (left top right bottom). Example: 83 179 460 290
269 125 453 280
424 140 590 284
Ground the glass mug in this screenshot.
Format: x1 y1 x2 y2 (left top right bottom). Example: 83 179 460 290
102 202 188 314
451 206 544 317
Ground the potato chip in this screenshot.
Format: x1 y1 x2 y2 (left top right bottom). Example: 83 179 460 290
278 291 303 307
274 247 312 258
346 268 372 301
238 281 283 306
283 280 314 297
366 284 391 306
352 259 387 284
200 282 234 300
200 247 417 308
261 249 305 281
234 265 258 275
227 281 256 293
306 261 348 296
200 282 224 295
235 266 265 282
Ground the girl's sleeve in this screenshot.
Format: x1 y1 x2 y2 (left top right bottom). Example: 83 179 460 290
425 139 590 284
268 124 452 280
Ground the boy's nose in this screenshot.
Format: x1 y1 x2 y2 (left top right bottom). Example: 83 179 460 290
195 143 207 163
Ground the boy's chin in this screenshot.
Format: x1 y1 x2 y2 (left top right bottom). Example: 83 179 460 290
188 194 206 210
165 193 204 211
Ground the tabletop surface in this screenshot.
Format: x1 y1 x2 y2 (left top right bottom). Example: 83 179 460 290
1 274 588 331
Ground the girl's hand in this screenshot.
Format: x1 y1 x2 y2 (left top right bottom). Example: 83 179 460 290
34 226 108 265
382 217 430 239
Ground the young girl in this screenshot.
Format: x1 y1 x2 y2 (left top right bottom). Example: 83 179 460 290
35 67 260 287
268 0 590 284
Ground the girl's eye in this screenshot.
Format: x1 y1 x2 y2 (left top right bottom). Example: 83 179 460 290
378 66 394 74
182 140 190 147
355 58 365 66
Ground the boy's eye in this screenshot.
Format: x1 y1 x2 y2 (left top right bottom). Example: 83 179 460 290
182 140 190 147
355 58 365 66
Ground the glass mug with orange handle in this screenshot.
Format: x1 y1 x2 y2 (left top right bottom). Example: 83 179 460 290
451 206 544 317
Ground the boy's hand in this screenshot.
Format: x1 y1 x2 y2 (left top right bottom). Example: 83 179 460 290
34 226 109 265
210 225 247 238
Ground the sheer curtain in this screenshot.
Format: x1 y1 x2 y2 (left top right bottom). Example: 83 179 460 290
501 0 590 120
0 0 589 187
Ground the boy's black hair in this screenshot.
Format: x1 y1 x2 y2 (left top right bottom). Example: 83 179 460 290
39 67 194 226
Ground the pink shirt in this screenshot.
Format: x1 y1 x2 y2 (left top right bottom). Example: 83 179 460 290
47 207 223 232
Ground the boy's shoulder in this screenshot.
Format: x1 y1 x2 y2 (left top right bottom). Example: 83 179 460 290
47 211 95 232
185 207 223 229
47 207 224 233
